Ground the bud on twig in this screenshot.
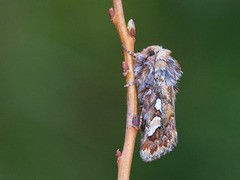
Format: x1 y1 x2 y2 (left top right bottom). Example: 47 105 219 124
127 19 136 38
116 149 122 163
122 61 130 76
109 8 115 19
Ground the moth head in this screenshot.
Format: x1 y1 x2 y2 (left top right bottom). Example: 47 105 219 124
140 46 172 62
134 46 156 64
130 45 173 65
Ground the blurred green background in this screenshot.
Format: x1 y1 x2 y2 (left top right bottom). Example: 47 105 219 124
0 0 240 179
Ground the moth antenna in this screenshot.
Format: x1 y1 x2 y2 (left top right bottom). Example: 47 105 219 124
121 44 136 58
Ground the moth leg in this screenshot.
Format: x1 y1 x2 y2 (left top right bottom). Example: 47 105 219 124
122 44 147 63
122 71 129 76
124 77 139 88
124 81 136 88
121 44 137 57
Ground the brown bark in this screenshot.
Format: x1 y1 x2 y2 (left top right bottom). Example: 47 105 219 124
109 0 138 180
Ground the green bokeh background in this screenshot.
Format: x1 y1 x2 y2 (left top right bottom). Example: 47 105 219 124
1 0 240 179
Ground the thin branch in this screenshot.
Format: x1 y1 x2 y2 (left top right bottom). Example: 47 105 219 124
109 0 138 180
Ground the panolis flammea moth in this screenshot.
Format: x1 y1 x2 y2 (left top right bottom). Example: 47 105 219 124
123 45 183 162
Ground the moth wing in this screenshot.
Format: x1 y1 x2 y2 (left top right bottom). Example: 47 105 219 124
134 46 182 162
139 81 178 162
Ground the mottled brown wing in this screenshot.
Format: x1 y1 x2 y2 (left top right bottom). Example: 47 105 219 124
139 82 178 162
134 46 182 162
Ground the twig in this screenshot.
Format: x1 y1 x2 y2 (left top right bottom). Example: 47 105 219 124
109 0 138 180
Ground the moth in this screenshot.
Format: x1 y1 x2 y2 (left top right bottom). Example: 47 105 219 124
123 45 183 162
